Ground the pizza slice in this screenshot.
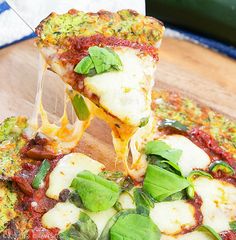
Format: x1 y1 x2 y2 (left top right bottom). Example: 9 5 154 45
35 9 165 178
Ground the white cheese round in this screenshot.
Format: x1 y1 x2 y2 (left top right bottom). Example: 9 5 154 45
42 202 81 232
46 153 105 200
161 135 211 176
150 200 197 235
193 176 236 232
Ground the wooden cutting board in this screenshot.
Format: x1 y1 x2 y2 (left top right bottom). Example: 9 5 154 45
0 37 235 169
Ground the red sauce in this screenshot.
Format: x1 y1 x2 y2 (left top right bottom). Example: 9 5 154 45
14 155 63 239
60 34 158 65
188 128 236 169
220 230 236 240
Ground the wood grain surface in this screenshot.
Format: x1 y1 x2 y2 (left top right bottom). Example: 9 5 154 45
0 37 235 168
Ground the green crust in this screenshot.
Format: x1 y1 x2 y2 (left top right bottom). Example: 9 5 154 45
36 9 164 47
0 182 17 232
0 117 27 179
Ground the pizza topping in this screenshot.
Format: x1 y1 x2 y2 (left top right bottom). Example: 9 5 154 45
59 212 98 240
209 160 235 176
46 153 104 200
159 119 188 132
71 170 120 212
42 202 81 231
143 165 190 201
161 135 211 177
110 213 160 240
28 227 59 240
32 160 51 189
68 91 90 121
150 200 198 235
229 221 236 232
74 46 123 76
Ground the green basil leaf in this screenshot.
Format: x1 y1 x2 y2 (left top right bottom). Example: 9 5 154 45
197 225 222 240
147 155 181 176
145 140 170 155
59 212 98 240
159 119 188 132
69 191 84 209
71 94 90 121
143 165 190 201
229 221 236 232
145 140 182 163
139 117 149 128
165 190 187 201
88 46 122 74
99 171 134 192
99 210 136 240
71 170 120 212
74 56 95 75
110 213 161 240
133 188 154 216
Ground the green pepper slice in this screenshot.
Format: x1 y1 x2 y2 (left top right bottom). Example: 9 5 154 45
32 160 51 189
209 160 235 176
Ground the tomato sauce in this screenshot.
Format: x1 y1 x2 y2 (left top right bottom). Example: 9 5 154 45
13 154 63 239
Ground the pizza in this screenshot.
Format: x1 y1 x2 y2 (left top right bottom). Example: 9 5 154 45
0 8 235 240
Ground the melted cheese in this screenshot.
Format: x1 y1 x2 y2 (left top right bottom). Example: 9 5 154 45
150 200 197 235
193 177 236 232
86 208 117 237
162 135 211 176
42 202 81 232
46 153 104 200
84 48 156 126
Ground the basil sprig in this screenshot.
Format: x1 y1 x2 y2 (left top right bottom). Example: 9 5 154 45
71 170 120 212
110 213 161 240
99 210 160 240
145 140 183 175
74 46 122 76
143 164 190 201
59 212 98 240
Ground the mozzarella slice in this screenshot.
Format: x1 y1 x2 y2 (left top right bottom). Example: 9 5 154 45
119 191 136 209
86 208 117 237
46 153 105 200
161 135 210 176
193 176 236 232
42 202 81 232
150 200 197 235
84 47 156 126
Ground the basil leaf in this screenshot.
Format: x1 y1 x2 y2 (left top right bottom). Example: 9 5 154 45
88 46 122 74
110 213 161 240
139 117 149 127
99 171 134 192
143 165 190 201
59 212 98 240
229 221 236 232
159 119 188 132
160 160 182 175
71 170 120 212
99 210 136 240
197 225 222 240
71 94 90 121
145 140 182 163
145 140 170 155
133 188 154 216
165 190 187 201
74 56 95 75
69 191 84 209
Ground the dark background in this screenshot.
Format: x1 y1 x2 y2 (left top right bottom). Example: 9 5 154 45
146 0 236 47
